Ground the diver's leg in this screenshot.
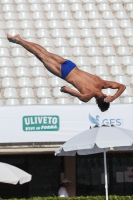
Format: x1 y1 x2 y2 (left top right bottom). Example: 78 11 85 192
7 34 64 77
7 34 49 60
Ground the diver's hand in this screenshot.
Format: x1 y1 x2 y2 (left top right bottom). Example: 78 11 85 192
104 96 114 103
60 86 67 93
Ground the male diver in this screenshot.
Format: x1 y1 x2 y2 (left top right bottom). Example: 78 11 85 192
7 34 126 112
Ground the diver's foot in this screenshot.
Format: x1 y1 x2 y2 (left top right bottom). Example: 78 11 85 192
7 34 21 44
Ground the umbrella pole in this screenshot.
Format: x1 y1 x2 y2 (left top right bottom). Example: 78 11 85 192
104 150 108 200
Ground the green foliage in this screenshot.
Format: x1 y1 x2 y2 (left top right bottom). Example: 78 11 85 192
2 196 133 200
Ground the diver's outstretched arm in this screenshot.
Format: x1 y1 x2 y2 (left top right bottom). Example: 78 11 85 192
61 86 92 102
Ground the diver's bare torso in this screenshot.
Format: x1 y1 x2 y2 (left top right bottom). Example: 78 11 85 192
64 66 104 97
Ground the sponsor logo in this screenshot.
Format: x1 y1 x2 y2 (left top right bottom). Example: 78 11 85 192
89 114 123 127
23 116 59 131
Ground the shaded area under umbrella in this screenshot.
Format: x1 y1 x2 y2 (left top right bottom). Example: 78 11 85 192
55 126 133 200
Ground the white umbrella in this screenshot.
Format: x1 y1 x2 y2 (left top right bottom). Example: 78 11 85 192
0 162 32 185
55 126 133 200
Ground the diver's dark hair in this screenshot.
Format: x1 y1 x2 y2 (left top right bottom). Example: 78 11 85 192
97 96 110 112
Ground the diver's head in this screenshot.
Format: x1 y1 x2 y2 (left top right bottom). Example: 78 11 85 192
96 96 110 112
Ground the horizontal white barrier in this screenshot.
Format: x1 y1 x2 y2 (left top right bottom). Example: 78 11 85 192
0 104 132 143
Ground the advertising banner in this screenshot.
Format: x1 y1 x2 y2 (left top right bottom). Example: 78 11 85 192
0 104 132 143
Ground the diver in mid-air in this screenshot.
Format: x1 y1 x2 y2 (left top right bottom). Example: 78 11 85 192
7 34 126 112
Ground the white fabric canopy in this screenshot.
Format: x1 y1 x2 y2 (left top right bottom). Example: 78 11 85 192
55 127 133 156
0 162 32 185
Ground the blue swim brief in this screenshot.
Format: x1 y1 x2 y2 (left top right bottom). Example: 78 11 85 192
61 60 76 79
